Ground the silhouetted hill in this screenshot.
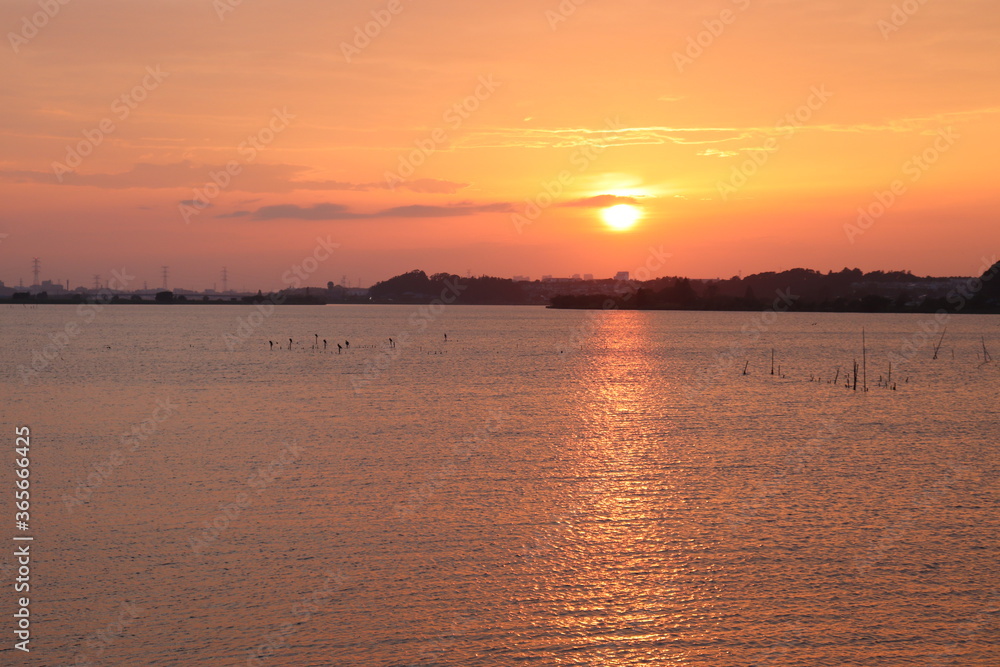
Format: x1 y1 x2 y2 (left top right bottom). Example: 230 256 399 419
549 265 1000 313
368 270 526 305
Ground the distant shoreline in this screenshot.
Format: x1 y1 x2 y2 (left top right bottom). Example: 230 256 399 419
5 299 999 315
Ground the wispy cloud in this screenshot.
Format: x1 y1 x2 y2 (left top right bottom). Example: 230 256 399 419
559 194 643 208
456 107 1000 150
221 201 513 221
220 203 362 221
457 125 755 149
0 161 468 194
397 178 470 194
697 149 742 158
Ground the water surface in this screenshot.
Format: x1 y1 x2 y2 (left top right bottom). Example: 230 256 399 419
1 305 998 665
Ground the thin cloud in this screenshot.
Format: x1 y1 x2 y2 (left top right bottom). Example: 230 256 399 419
456 107 1000 149
698 149 741 158
560 195 643 208
378 202 513 218
221 201 512 221
399 178 470 194
222 203 363 221
0 161 469 194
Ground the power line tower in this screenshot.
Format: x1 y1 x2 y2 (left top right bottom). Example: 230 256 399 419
93 274 101 290
31 258 40 286
221 267 228 293
161 266 169 290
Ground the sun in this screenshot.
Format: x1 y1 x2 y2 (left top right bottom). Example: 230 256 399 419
601 204 642 231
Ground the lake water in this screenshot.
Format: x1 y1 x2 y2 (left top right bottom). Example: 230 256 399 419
2 304 999 665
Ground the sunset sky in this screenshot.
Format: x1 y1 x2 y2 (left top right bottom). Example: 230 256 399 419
1 0 998 290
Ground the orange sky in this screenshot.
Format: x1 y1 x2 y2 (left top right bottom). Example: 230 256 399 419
1 0 998 290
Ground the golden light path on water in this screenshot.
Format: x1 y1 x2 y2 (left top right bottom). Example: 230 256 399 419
530 312 713 665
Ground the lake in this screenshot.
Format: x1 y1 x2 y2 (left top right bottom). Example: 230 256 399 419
2 304 998 665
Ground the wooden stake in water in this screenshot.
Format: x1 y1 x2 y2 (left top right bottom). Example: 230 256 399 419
862 329 868 392
932 328 947 360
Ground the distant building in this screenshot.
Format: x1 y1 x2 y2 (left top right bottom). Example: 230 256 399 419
571 274 581 281
615 271 630 281
541 275 553 282
583 274 594 281
512 275 530 282
33 280 67 295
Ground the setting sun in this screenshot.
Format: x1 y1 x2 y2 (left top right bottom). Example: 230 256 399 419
601 204 642 231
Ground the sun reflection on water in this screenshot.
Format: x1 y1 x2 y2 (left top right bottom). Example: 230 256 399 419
500 311 733 664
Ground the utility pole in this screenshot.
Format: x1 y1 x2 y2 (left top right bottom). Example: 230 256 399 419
31 258 40 286
161 266 169 290
221 266 228 293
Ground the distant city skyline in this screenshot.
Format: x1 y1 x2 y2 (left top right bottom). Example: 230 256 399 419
1 258 605 292
3 254 987 296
